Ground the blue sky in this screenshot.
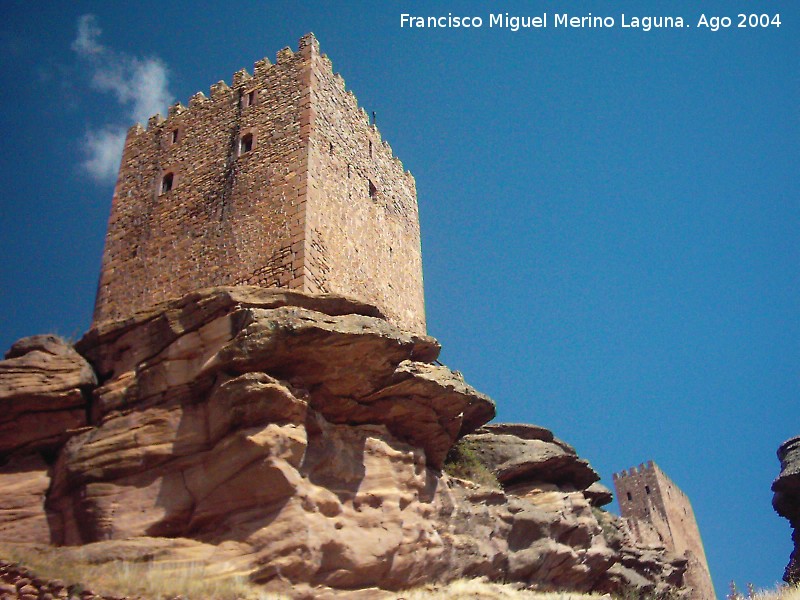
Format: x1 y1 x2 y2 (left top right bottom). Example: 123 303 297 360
0 2 797 596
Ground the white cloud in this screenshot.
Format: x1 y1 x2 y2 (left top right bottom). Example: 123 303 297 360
72 14 103 57
82 127 128 183
72 14 174 183
91 56 173 125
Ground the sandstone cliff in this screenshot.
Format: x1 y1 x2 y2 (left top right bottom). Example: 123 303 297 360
0 287 691 598
773 436 800 584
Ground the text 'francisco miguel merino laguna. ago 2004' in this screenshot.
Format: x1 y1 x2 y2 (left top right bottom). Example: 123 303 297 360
399 12 783 32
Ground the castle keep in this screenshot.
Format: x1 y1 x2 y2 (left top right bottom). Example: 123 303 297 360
614 461 715 599
93 33 426 333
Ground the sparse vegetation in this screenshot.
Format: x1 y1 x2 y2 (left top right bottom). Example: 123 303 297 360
398 578 610 599
0 543 284 599
443 438 501 488
613 587 680 600
591 506 620 546
727 581 800 600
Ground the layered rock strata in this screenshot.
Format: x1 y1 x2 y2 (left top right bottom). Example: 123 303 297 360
0 287 690 598
773 435 800 583
0 335 95 455
0 335 96 544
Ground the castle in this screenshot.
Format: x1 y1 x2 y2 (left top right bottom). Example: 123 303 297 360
93 33 426 333
90 34 716 595
614 461 715 599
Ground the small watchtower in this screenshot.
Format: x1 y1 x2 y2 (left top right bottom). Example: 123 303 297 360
93 34 425 333
613 461 715 599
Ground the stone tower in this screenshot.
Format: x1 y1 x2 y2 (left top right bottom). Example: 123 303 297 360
93 33 425 333
613 461 715 599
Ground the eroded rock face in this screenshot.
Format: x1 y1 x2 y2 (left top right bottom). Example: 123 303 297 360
0 454 52 544
461 423 688 597
44 287 493 548
584 483 614 508
0 287 689 598
467 423 600 489
773 435 800 583
73 287 485 469
0 335 96 545
0 335 95 454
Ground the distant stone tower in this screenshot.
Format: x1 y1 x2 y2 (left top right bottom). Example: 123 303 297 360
613 461 715 599
93 33 425 333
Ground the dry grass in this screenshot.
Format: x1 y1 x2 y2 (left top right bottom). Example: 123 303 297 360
411 577 800 600
0 543 284 599
735 584 800 600
398 578 610 599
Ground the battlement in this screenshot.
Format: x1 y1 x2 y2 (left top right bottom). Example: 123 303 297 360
94 34 426 333
614 461 690 501
127 33 411 182
613 460 656 480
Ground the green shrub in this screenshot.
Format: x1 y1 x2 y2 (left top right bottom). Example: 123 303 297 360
443 438 501 489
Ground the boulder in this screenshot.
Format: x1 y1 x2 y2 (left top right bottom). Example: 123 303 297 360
584 483 614 507
0 335 96 455
465 423 600 489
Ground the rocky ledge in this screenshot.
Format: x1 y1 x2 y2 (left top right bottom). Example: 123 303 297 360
0 287 691 598
773 435 800 583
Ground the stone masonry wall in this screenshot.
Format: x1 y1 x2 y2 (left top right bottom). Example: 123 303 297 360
93 34 426 334
304 40 426 333
614 462 716 599
93 42 312 324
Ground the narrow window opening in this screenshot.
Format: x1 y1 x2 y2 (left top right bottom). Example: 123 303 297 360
161 172 174 194
243 90 257 107
626 492 632 501
171 129 179 144
645 485 651 495
368 140 373 157
240 133 253 154
347 164 352 178
329 142 334 155
368 179 377 198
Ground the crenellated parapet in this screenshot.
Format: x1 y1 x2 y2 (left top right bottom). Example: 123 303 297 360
124 33 411 180
614 460 691 502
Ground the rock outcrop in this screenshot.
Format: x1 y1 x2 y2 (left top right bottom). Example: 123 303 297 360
461 424 688 596
773 435 800 583
0 334 95 455
0 335 96 544
0 287 691 598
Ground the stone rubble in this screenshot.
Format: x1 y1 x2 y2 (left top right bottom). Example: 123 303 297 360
0 559 121 600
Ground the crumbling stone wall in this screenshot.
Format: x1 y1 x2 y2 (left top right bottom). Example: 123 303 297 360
93 33 425 333
614 461 716 599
